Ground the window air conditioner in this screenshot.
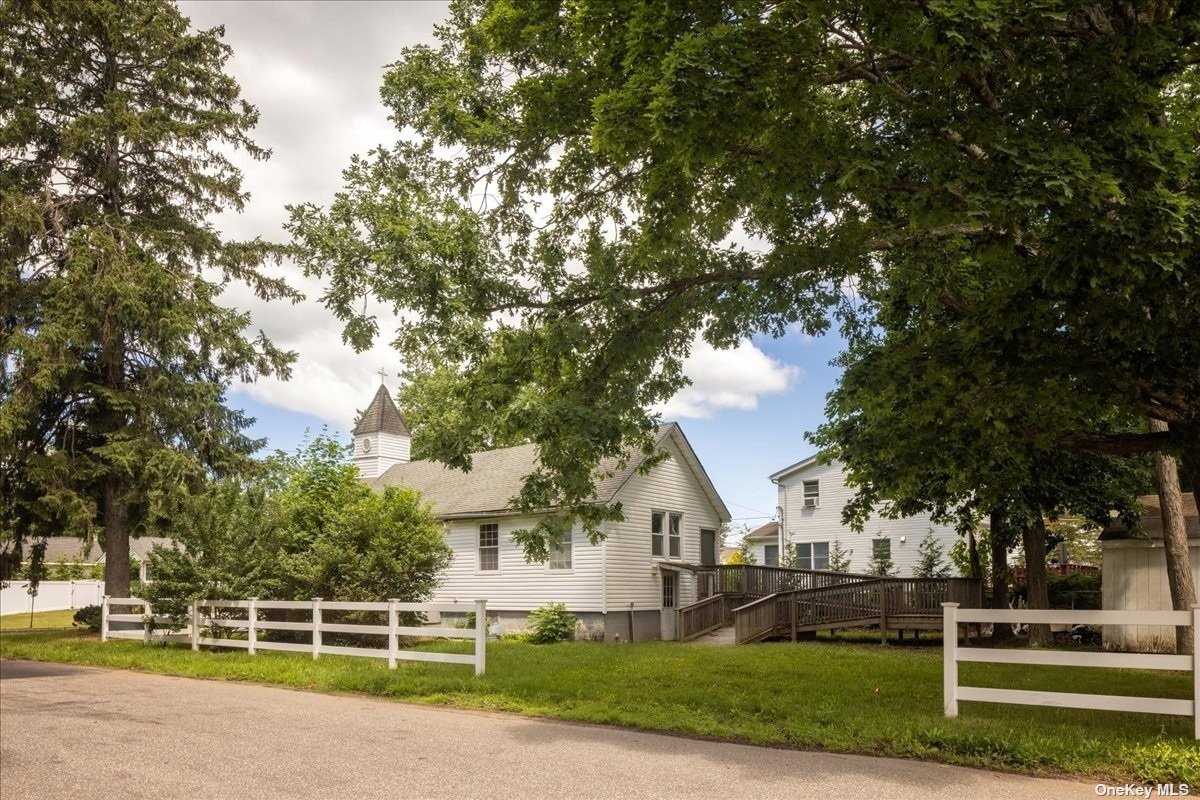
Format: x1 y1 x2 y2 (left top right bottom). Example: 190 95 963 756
804 498 818 509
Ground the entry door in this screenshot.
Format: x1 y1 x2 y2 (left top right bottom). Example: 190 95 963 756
661 571 677 641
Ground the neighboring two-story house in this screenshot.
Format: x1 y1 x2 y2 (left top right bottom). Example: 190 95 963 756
353 385 730 641
768 455 961 577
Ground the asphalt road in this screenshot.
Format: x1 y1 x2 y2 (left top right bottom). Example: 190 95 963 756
0 659 1096 800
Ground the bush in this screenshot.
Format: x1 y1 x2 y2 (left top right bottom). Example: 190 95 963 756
73 605 101 632
527 602 576 644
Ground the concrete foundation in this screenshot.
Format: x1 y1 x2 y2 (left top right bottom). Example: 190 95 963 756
440 608 666 643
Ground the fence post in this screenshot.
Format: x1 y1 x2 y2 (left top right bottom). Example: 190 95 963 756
474 599 487 677
143 600 153 645
312 597 323 660
190 601 199 651
387 599 399 669
248 597 258 656
1193 605 1199 740
101 595 109 642
943 602 959 717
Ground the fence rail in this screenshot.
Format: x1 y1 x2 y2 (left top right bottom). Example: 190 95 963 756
101 596 489 675
677 594 736 641
942 603 1199 739
694 565 872 600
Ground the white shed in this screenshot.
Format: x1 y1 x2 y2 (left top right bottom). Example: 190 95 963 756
1100 492 1199 653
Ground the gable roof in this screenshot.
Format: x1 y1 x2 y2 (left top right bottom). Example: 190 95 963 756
371 422 730 522
352 385 411 437
742 521 779 541
769 453 827 482
0 536 176 562
1099 492 1199 541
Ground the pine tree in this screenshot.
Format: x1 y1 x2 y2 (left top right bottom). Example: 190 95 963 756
0 0 297 596
827 539 853 573
913 530 950 579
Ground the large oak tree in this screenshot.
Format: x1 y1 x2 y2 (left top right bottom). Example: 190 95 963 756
289 1 1199 557
1 0 297 595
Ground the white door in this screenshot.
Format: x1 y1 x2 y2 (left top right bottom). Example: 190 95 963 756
661 571 677 641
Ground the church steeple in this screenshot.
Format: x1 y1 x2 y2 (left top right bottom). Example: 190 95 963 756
352 384 411 479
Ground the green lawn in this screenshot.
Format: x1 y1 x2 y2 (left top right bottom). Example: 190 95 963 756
0 609 77 630
1 631 1194 783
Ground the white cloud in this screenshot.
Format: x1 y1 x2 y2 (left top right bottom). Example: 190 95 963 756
656 339 802 419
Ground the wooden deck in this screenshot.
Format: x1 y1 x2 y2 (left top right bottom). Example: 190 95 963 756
676 565 983 644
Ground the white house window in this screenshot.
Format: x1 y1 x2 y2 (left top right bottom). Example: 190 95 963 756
668 513 682 558
651 511 664 556
803 480 820 508
478 523 499 571
549 529 573 570
764 544 779 566
795 541 829 570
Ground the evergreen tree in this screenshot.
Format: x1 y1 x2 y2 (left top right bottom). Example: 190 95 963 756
913 530 950 579
0 0 297 596
827 539 853 573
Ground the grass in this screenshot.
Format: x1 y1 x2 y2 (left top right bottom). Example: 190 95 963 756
1 630 1195 783
0 609 77 630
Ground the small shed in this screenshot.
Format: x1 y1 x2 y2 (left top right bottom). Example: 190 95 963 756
1100 492 1199 652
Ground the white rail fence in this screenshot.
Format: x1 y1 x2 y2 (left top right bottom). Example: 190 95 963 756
102 596 489 676
942 602 1199 739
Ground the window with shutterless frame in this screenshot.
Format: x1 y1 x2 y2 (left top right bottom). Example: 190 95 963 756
478 523 499 571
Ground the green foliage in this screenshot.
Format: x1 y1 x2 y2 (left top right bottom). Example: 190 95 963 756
913 531 950 579
729 539 756 565
526 602 576 644
0 0 299 596
949 533 990 580
827 539 853 573
1013 572 1102 610
287 0 1200 562
72 605 101 632
140 433 453 627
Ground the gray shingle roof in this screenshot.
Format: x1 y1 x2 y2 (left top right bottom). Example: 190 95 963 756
352 385 411 437
1100 493 1199 541
371 423 730 522
743 521 779 541
1 536 176 562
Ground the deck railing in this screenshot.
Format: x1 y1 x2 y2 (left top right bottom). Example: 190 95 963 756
677 594 738 641
694 564 871 600
732 577 984 644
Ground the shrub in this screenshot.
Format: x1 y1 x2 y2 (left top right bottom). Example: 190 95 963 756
527 602 576 644
73 605 101 632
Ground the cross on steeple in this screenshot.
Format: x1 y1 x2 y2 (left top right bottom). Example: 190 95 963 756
376 367 389 385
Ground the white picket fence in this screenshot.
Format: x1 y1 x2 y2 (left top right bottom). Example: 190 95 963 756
942 602 1199 739
0 580 103 615
101 596 489 676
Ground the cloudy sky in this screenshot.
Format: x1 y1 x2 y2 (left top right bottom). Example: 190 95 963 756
179 1 846 533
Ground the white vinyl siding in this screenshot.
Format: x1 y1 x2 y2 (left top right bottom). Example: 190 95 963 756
605 437 724 612
777 459 959 577
1102 539 1200 651
432 516 604 612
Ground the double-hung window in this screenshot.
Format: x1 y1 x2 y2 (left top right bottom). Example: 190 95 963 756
668 513 682 558
795 541 830 570
478 523 499 571
764 544 780 566
548 529 573 570
803 480 820 508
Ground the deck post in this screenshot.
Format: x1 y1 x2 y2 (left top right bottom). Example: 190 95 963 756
942 602 960 717
101 595 109 642
387 599 399 669
879 583 889 645
312 597 323 660
247 597 258 656
791 593 798 641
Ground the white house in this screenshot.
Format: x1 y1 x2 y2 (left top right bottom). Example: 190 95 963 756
1100 492 1200 653
768 455 960 576
741 521 779 566
352 386 730 641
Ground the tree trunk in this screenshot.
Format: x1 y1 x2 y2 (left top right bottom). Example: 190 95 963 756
1022 517 1052 646
989 510 1012 640
966 528 982 580
102 475 130 597
1151 419 1196 655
